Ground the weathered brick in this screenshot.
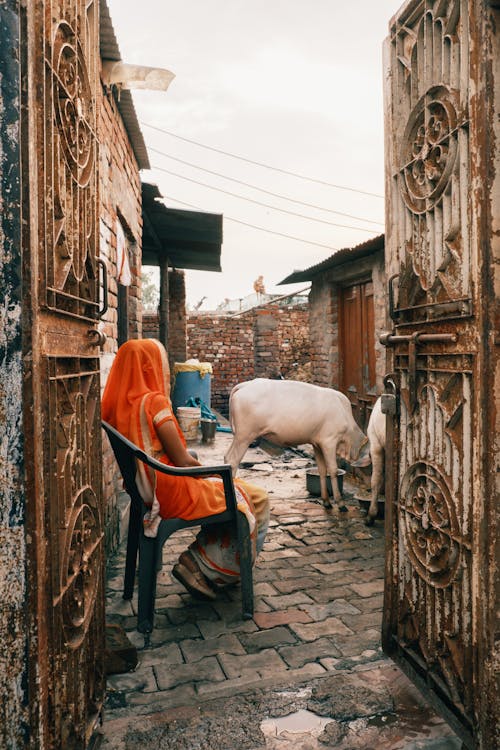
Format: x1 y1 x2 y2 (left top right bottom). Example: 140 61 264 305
350 581 385 598
289 617 354 641
239 626 297 652
106 666 158 694
279 637 341 668
253 609 313 629
299 600 361 621
180 634 246 663
272 577 321 595
262 592 316 609
218 648 288 679
155 656 226 690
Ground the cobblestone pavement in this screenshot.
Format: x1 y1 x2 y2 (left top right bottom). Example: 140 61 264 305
100 432 461 749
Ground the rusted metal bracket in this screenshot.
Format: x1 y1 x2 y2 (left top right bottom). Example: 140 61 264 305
87 329 107 347
97 258 108 318
388 274 400 321
380 331 457 409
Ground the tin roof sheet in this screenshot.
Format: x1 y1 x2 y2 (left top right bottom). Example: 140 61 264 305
142 183 223 271
278 234 385 284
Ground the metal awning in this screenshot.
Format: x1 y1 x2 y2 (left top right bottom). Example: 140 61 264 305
141 183 223 271
278 234 385 284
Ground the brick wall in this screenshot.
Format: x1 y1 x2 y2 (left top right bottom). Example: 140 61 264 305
98 86 143 554
168 269 187 371
189 304 309 415
309 281 339 388
187 312 255 415
144 303 310 416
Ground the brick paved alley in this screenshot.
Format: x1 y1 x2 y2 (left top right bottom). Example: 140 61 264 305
100 432 461 750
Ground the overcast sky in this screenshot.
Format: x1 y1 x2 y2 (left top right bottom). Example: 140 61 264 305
107 0 401 310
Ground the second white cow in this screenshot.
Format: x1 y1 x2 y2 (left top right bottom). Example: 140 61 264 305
224 378 371 511
365 396 386 525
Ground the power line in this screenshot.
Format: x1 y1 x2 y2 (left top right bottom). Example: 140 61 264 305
151 163 377 234
162 195 343 251
141 121 384 199
148 147 384 227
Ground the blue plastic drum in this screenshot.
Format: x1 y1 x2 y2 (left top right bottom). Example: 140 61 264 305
172 362 212 412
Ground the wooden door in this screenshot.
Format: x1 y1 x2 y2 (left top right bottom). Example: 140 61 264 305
382 2 499 747
340 280 377 428
23 2 105 746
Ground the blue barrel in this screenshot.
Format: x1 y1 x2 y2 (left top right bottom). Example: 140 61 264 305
172 362 212 412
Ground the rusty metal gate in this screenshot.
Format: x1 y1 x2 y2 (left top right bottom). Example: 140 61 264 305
23 1 105 746
382 1 499 748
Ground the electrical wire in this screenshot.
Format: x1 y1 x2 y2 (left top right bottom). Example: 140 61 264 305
141 121 384 199
151 163 377 233
148 147 384 226
161 195 344 250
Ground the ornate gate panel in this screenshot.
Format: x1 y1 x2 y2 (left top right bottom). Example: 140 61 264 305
24 1 105 746
382 2 498 748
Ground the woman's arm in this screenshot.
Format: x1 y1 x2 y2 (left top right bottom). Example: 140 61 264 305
156 420 201 467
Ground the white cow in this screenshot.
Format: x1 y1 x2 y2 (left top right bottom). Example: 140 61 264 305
365 396 386 525
224 378 371 511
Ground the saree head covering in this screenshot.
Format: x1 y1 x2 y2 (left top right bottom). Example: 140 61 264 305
102 338 182 511
101 338 170 437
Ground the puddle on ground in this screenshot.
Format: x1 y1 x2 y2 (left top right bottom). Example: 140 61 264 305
260 709 335 749
261 709 332 738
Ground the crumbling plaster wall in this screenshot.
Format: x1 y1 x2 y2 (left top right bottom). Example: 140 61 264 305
0 2 29 745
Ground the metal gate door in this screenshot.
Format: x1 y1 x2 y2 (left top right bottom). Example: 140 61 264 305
382 1 498 748
24 2 105 746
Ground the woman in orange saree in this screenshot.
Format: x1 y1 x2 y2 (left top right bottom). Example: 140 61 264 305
102 339 269 601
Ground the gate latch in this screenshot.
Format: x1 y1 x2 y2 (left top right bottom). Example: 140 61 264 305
380 332 457 410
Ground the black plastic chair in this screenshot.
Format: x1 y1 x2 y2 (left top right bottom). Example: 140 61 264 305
102 421 254 640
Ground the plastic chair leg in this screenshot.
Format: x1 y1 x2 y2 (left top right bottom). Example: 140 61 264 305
236 517 254 619
137 533 159 635
123 501 141 600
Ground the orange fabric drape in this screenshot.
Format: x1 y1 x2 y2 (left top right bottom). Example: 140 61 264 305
101 339 256 523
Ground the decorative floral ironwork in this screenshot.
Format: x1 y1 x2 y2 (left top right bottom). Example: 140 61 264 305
53 22 94 187
400 461 460 588
400 86 458 215
50 360 103 650
61 490 101 649
46 19 98 317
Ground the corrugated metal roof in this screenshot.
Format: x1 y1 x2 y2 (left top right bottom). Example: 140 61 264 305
99 0 150 170
142 183 223 271
278 233 385 285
